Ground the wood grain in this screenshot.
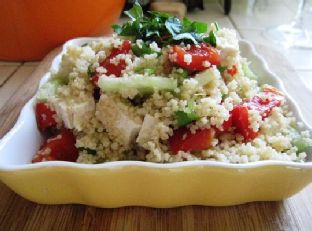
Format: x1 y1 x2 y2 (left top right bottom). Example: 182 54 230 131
0 47 60 138
0 45 312 231
0 65 20 87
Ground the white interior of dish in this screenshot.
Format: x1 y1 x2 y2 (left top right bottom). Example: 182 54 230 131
0 38 311 171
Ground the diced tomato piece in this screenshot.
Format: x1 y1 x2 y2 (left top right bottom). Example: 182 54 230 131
32 154 56 163
246 93 282 119
90 74 99 86
231 105 259 141
227 65 237 76
218 114 233 133
170 43 221 72
32 129 78 163
102 59 127 77
219 90 284 141
169 127 215 154
35 102 57 132
99 40 131 77
114 40 132 55
228 91 283 141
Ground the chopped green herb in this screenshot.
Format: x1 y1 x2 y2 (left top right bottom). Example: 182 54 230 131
175 101 199 127
87 64 94 77
203 31 217 47
113 2 217 47
144 68 156 75
78 147 97 155
81 43 88 47
124 1 143 20
221 93 228 101
132 42 155 57
134 66 144 73
134 66 156 75
217 66 227 73
179 69 188 78
191 21 208 33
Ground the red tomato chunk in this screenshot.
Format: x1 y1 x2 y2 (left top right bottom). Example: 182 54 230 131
246 93 282 119
231 105 259 141
169 127 215 154
90 74 99 87
35 102 57 132
99 40 131 77
90 40 132 86
170 43 221 72
227 65 237 76
225 91 284 141
32 129 78 163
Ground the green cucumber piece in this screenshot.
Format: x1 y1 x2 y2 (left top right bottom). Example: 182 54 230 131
292 137 312 153
98 75 177 94
242 60 257 80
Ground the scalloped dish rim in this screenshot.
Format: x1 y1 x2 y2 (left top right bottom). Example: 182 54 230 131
0 37 311 172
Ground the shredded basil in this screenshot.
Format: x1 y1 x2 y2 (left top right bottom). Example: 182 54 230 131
175 101 199 127
112 2 217 47
87 64 94 77
132 42 156 57
203 31 217 47
217 66 227 73
78 147 97 155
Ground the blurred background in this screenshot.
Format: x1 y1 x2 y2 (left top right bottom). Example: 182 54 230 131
0 0 311 91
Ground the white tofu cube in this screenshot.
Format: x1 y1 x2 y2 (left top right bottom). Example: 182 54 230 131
96 95 142 147
136 114 158 145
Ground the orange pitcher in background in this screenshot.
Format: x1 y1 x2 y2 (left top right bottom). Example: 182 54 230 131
0 0 125 61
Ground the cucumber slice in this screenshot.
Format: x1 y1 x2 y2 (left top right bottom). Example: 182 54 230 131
37 77 67 101
242 60 257 80
98 75 177 94
292 137 312 153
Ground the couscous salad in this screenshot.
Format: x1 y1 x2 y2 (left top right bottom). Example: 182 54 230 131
32 3 311 164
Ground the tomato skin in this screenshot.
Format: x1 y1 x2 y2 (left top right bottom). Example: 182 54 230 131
35 102 57 132
228 91 283 141
101 59 126 77
217 114 233 133
32 129 78 163
246 93 282 119
170 43 221 72
32 154 56 163
100 40 131 77
227 65 237 76
90 74 99 86
231 105 259 141
169 127 215 154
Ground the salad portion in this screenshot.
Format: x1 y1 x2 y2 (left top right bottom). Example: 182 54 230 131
33 3 311 164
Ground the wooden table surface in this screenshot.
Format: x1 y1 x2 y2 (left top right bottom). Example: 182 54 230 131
0 42 312 230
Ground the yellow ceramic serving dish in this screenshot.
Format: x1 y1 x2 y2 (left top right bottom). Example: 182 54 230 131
0 38 311 208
